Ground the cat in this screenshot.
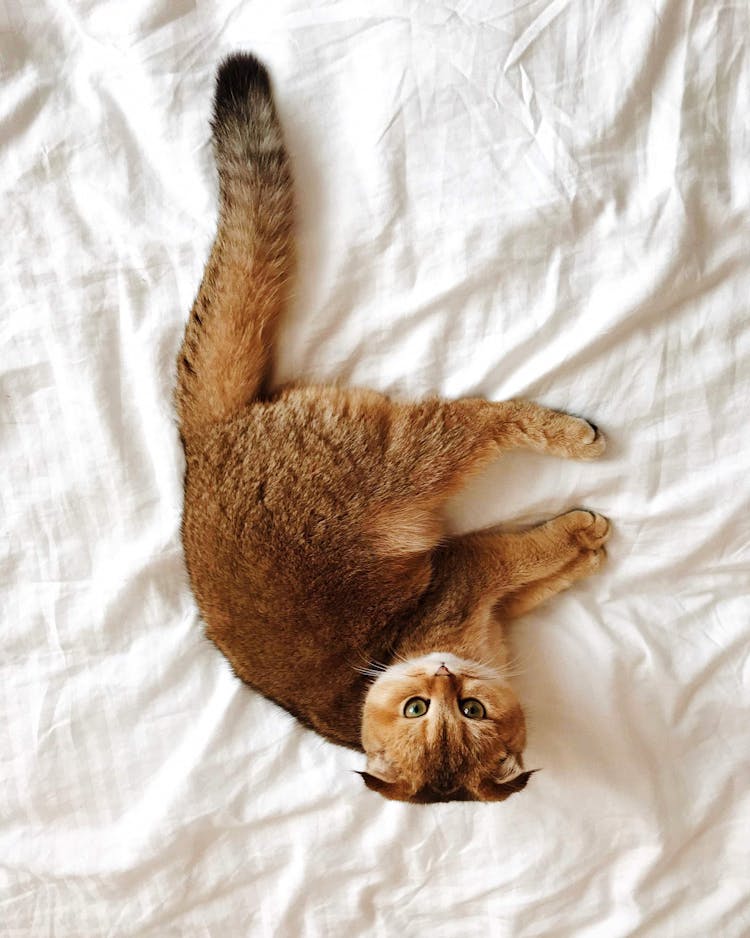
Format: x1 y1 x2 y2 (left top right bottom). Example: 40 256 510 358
176 53 611 804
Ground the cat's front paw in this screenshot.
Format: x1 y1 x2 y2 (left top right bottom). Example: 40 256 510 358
564 509 611 550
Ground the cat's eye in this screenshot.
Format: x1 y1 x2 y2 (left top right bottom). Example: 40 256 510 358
403 697 429 718
459 698 486 719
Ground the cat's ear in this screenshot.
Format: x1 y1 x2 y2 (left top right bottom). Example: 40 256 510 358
497 754 523 779
364 752 398 782
357 771 411 801
358 752 404 798
478 770 536 802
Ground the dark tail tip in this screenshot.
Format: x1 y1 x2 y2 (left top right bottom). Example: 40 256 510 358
214 52 272 119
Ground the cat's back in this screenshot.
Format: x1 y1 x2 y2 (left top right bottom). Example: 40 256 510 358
183 385 392 548
182 383 444 613
180 386 433 743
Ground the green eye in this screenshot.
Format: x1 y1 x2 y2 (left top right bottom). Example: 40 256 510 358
460 698 486 719
403 697 429 718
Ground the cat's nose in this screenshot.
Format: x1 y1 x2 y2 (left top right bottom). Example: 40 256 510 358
435 664 452 677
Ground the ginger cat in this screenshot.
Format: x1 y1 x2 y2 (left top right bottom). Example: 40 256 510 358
176 53 611 803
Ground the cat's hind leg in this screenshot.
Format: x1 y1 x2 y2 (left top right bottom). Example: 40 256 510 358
384 398 606 510
435 398 607 463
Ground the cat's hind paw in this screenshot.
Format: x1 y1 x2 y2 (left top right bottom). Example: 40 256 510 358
561 417 607 460
530 406 607 461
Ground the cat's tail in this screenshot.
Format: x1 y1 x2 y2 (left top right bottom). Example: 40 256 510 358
176 52 294 445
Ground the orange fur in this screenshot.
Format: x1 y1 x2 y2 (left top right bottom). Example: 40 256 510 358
176 54 612 803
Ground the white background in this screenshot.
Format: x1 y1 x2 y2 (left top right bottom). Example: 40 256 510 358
2 1 749 935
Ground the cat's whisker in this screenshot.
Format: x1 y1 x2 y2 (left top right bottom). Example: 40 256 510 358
354 668 385 678
498 666 527 679
351 655 391 680
505 652 532 669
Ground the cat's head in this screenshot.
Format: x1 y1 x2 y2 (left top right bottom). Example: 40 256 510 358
360 652 532 803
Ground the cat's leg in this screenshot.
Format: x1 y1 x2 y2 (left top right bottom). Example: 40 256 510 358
496 547 607 618
469 510 611 600
318 388 605 559
443 398 606 461
398 511 609 657
385 398 605 510
409 397 605 471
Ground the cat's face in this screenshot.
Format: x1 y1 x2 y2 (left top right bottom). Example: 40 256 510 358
360 652 531 803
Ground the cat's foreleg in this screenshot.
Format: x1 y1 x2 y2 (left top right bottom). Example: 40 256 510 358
486 510 610 598
495 546 607 618
368 398 606 567
438 510 610 602
396 511 609 659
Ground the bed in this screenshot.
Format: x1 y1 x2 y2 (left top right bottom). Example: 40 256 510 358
3 1 748 934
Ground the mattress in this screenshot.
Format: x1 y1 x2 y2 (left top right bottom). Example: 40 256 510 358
3 1 749 935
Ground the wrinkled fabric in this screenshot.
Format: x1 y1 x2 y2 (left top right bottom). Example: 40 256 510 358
2 1 749 935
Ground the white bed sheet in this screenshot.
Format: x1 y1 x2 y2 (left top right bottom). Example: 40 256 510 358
3 1 749 935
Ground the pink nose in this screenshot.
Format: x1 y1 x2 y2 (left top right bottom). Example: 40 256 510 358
435 664 452 677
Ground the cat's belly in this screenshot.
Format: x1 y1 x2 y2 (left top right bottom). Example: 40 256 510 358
180 390 438 747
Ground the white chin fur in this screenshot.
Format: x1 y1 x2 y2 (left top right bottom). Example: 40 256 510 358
376 652 502 683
